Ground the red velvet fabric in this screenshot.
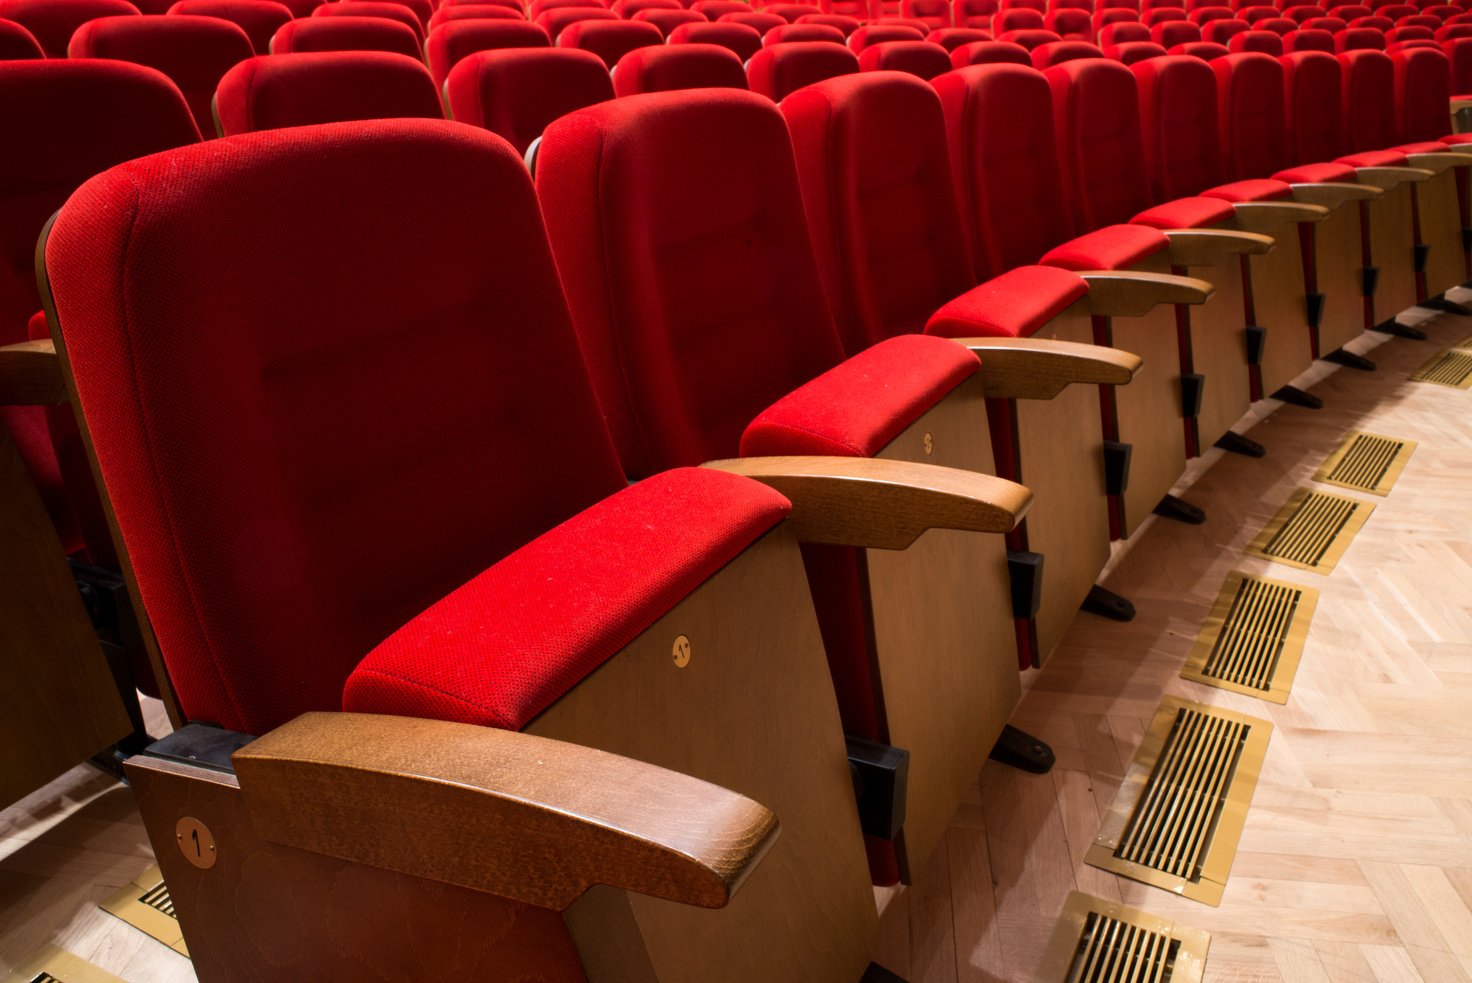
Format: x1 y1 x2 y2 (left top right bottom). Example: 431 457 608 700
1111 39 1170 59
993 5 1045 28
167 0 292 54
216 53 443 135
766 2 824 20
668 20 762 60
719 10 787 32
858 38 953 76
344 468 792 730
535 89 846 477
1336 24 1388 46
68 16 256 136
46 119 628 737
691 0 749 16
377 0 432 27
741 335 980 457
612 42 747 93
950 37 1033 63
924 264 1089 336
1133 54 1225 197
1190 6 1237 23
928 25 993 47
1339 48 1400 150
800 13 862 34
1100 20 1152 41
634 5 704 31
0 0 139 57
1392 45 1451 141
1030 38 1105 64
426 20 551 87
764 21 845 43
1154 18 1203 42
315 1 426 41
1132 193 1242 222
1169 39 1232 55
999 26 1062 45
1229 25 1286 47
1282 50 1345 162
905 0 952 27
848 22 925 49
446 48 612 152
556 18 663 65
0 18 42 59
428 4 526 27
1274 160 1359 179
271 17 424 58
1213 52 1293 178
1046 7 1093 36
1040 222 1170 267
747 40 858 98
1202 14 1249 38
535 5 618 35
1336 147 1410 162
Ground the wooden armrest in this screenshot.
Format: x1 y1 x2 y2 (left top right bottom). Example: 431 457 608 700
1076 270 1214 318
1230 200 1330 233
1288 181 1382 207
1355 166 1434 189
1164 229 1274 266
951 336 1142 400
233 712 780 912
1443 142 1472 155
702 456 1031 549
1404 152 1470 172
0 339 65 406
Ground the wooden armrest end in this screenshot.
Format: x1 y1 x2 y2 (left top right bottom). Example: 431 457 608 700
0 340 65 406
952 336 1142 400
1077 270 1214 318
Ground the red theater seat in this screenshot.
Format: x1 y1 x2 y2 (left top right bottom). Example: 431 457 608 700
952 36 1033 60
215 52 442 134
446 48 611 150
691 0 748 14
1154 18 1203 41
929 25 994 46
556 17 662 64
0 0 139 57
857 36 952 73
1170 37 1231 51
427 21 550 85
765 21 846 42
668 19 763 57
167 0 293 54
534 4 618 35
271 16 423 57
1100 19 1152 39
719 9 787 31
1337 23 1388 44
0 17 42 58
849 22 926 49
1031 37 1104 61
903 0 952 26
747 38 857 95
1046 7 1093 35
1285 24 1337 44
956 0 999 25
315 1 426 41
799 12 862 32
993 6 1045 28
612 40 746 91
633 8 707 33
1229 24 1285 45
1190 4 1236 20
428 5 529 27
1202 15 1249 37
765 2 824 19
1000 26 1062 43
611 0 680 15
1110 36 1169 55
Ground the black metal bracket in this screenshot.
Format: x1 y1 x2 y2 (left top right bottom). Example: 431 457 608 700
1414 243 1430 273
1369 318 1428 340
1103 440 1131 496
1214 431 1266 457
1153 493 1206 525
1305 292 1326 329
1180 373 1205 419
142 723 256 774
862 963 909 983
988 724 1055 775
1322 348 1377 371
1420 294 1472 317
1006 551 1044 621
847 736 909 841
1245 325 1266 365
1362 266 1380 297
1272 385 1324 408
1462 227 1472 253
1081 584 1135 622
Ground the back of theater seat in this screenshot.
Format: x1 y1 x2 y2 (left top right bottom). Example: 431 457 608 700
271 15 423 57
446 47 612 151
1391 43 1450 139
1284 25 1336 47
215 52 442 135
315 1 427 42
1170 38 1230 54
765 21 846 43
1229 25 1285 47
68 15 254 136
747 38 857 96
633 7 705 33
1339 46 1399 148
848 22 925 50
426 20 551 86
1031 38 1103 63
556 17 662 65
857 37 952 74
168 0 294 54
613 41 746 92
427 4 528 28
1000 26 1062 45
952 37 1033 62
1154 19 1203 43
1281 48 1346 161
1111 38 1169 58
1100 20 1152 42
719 9 786 32
1337 24 1387 46
929 25 993 47
0 17 42 58
668 19 763 58
799 13 861 34
535 4 618 35
0 0 140 56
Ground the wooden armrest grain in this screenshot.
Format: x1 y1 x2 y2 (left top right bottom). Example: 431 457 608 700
1288 181 1382 207
1164 229 1274 266
1355 166 1434 189
952 336 1142 400
0 339 65 406
1403 152 1469 172
1077 270 1214 318
234 712 780 912
703 456 1031 548
1230 201 1330 233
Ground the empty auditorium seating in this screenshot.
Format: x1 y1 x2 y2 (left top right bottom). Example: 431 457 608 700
952 36 1033 60
215 52 442 135
668 19 763 58
848 21 924 49
1391 45 1470 294
428 4 527 27
1170 37 1230 52
446 48 611 150
167 0 293 54
612 41 746 91
719 9 786 31
0 17 41 58
377 0 433 27
535 4 618 36
1030 37 1104 61
956 0 999 25
1000 25 1062 44
903 0 952 26
691 0 748 16
1285 25 1337 46
1154 18 1203 42
1229 24 1286 46
315 1 427 41
1338 23 1388 45
1046 7 1093 35
68 15 254 136
1100 19 1152 41
766 2 825 20
799 12 862 32
612 0 679 15
556 16 662 63
632 7 706 33
426 20 550 87
994 5 1045 29
929 25 993 46
43 115 888 981
765 21 846 42
1111 36 1169 56
747 38 858 94
271 16 423 57
0 0 139 57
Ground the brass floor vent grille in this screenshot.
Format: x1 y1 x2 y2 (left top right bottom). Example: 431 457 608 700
2 946 126 983
1182 572 1317 704
1245 488 1373 573
1037 892 1210 983
1086 697 1272 905
1313 431 1416 496
100 866 189 956
1410 349 1472 388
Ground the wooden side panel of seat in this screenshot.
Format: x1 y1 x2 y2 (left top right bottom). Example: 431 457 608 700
1178 234 1253 451
1244 230 1316 394
1415 169 1466 296
1310 203 1372 353
1366 184 1421 320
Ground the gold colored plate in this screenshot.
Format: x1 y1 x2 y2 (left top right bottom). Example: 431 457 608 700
1035 891 1210 983
2 945 127 983
99 865 189 957
1312 430 1417 497
1181 571 1318 705
1086 696 1273 906
1409 349 1472 388
1244 487 1374 574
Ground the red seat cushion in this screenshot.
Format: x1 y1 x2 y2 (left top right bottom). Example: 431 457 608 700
923 265 1088 339
1442 133 1472 144
1273 161 1358 181
1393 139 1453 152
1337 148 1410 164
1197 178 1293 201
344 468 790 730
740 335 980 458
1131 194 1242 226
1040 223 1169 269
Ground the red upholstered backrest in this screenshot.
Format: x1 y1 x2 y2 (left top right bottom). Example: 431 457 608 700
271 17 424 58
933 63 1075 276
781 73 976 351
1133 54 1227 196
378 0 433 26
848 22 925 49
1045 8 1093 36
1392 45 1450 139
1285 26 1336 47
994 6 1045 28
1212 52 1291 178
1297 15 1341 29
1154 18 1203 42
1046 58 1157 228
1202 15 1249 38
446 48 612 152
691 0 748 15
799 13 862 34
426 20 551 87
823 0 873 19
1171 38 1232 52
1143 6 1188 22
1031 38 1104 63
532 0 603 14
1190 5 1235 22
45 119 627 737
668 20 763 59
167 0 294 54
0 0 139 57
315 1 426 40
1101 20 1152 40
613 41 747 92
534 90 845 475
1445 36 1472 90
1095 7 1142 31
555 18 663 66
0 17 42 58
858 37 953 75
1110 38 1170 58
952 37 1033 61
929 25 994 47
1438 22 1472 39
1284 2 1327 16
1230 25 1285 46
535 4 618 34
1386 22 1433 39
1348 12 1392 26
630 8 706 35
957 0 999 24
720 9 787 31
747 39 858 96
1339 47 1398 148
612 0 680 14
1336 24 1387 45
216 52 443 135
765 21 846 43
1281 49 1344 160
904 0 952 27
765 2 825 20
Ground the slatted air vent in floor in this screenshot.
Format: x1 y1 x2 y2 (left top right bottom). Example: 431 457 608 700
1086 697 1272 905
3 945 126 983
1181 572 1318 704
1313 431 1416 496
1410 349 1472 388
1244 488 1374 574
1037 892 1210 983
100 866 189 956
